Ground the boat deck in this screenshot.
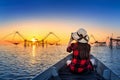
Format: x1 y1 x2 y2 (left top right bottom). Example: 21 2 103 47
32 54 120 80
49 65 105 80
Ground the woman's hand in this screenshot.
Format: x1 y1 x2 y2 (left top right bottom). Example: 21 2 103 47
67 33 73 47
66 60 71 66
67 37 73 47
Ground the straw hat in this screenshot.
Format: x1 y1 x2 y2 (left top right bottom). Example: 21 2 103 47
71 28 89 43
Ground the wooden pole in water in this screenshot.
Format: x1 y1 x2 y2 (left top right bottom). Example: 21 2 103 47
109 38 113 49
24 39 27 47
42 40 44 48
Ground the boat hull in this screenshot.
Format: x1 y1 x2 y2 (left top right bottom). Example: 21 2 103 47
32 54 120 80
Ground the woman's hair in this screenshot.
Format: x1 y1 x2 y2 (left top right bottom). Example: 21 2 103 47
77 43 91 59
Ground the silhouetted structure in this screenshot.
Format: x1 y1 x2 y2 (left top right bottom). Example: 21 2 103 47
2 31 61 47
109 37 120 49
38 32 61 47
2 31 27 46
90 35 108 46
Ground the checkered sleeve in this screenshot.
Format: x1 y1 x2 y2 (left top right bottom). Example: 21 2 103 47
66 43 74 53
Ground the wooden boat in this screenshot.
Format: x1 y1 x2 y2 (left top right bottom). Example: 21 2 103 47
31 54 120 80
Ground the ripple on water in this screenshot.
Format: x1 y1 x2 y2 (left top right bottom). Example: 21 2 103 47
0 45 68 80
91 46 120 77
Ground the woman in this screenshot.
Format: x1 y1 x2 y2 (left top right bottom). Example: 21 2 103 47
66 28 93 74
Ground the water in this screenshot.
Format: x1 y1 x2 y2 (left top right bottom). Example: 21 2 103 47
91 46 120 77
0 44 68 80
0 44 120 80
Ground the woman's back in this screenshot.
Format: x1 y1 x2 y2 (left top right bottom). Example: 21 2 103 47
77 42 90 59
67 42 93 73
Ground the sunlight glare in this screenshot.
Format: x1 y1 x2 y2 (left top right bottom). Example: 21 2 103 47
31 37 37 43
32 45 36 57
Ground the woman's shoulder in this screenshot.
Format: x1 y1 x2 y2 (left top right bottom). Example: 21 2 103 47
86 43 91 46
78 42 89 45
78 42 91 46
71 42 76 46
70 42 78 47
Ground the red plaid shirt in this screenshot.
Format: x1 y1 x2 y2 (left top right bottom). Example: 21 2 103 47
67 42 93 73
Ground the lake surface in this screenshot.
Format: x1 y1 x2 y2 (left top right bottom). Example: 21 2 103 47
0 44 120 80
91 46 120 78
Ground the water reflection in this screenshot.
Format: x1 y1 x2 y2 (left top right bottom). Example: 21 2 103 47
32 45 36 57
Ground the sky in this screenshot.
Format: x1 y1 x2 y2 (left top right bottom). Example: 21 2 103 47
0 0 120 44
